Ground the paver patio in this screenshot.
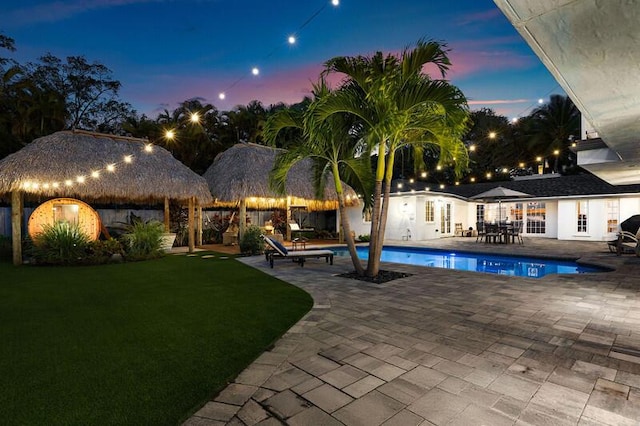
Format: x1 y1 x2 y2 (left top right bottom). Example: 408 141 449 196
185 238 640 425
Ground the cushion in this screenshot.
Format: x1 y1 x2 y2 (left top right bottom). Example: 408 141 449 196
289 222 300 231
263 235 288 256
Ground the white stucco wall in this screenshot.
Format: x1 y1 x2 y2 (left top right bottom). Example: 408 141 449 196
345 192 640 243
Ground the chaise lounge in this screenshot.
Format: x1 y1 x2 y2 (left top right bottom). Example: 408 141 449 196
261 235 334 268
607 230 640 255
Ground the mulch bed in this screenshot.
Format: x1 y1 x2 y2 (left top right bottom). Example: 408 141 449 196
338 269 412 284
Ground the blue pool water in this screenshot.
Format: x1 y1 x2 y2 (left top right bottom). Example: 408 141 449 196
331 246 606 278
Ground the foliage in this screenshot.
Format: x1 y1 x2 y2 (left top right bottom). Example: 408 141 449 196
239 225 264 255
317 39 470 277
203 212 234 244
0 252 312 425
120 220 164 260
30 221 91 265
269 210 288 237
264 79 371 275
357 234 371 242
86 238 124 264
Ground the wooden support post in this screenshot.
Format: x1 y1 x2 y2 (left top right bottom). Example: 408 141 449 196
196 205 203 246
11 191 23 266
188 197 195 253
163 197 170 232
238 198 246 243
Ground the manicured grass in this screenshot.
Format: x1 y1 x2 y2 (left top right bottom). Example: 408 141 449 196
0 253 313 425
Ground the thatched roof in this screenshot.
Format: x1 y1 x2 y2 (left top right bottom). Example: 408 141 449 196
203 143 359 211
0 130 213 204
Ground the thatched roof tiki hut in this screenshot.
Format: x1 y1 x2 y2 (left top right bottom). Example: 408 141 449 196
203 143 359 241
0 130 213 264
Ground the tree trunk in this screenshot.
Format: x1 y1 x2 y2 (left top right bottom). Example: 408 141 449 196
373 153 397 274
366 140 387 277
11 191 22 266
332 163 364 275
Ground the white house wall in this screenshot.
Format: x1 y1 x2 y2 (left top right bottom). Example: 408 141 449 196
345 193 640 243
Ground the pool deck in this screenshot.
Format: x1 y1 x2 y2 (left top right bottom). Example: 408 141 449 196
184 238 640 425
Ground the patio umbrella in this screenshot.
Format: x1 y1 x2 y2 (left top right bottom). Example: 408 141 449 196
621 214 640 234
471 186 531 222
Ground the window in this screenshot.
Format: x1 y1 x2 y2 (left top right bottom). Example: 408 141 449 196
577 201 588 233
425 200 434 222
512 203 523 221
476 205 485 225
606 200 619 233
53 203 79 224
526 202 546 234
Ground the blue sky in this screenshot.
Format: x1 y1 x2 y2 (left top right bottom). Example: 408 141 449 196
2 0 562 118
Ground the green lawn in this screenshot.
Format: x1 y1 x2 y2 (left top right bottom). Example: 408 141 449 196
0 253 313 425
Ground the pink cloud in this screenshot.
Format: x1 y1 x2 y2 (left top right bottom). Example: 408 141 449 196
468 99 530 105
455 8 503 26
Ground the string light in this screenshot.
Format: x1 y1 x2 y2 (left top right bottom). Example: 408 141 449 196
217 1 340 100
20 139 155 194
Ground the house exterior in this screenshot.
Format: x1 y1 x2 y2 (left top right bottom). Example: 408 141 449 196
346 173 640 242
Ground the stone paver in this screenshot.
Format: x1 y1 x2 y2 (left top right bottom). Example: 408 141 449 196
183 239 640 425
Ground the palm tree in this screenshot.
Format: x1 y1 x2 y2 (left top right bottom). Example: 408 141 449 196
526 94 580 173
317 39 470 277
264 81 372 275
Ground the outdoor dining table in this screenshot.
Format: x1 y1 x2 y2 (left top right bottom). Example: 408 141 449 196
484 223 515 244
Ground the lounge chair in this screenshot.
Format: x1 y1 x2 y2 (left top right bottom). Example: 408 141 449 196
607 231 639 255
261 235 334 268
289 221 314 239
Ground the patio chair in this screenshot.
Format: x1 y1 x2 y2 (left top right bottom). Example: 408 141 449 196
261 235 334 268
608 231 640 255
454 223 464 237
508 221 524 245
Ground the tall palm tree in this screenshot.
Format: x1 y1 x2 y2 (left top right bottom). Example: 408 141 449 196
317 39 470 277
264 81 372 275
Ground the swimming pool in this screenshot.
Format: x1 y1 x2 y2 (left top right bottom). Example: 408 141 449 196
331 246 606 278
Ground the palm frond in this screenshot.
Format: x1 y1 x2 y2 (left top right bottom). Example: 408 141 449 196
401 39 451 78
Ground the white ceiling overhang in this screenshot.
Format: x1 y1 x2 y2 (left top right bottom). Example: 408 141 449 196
493 0 640 184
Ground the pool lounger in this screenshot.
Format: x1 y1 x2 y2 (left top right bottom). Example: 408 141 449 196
261 235 334 268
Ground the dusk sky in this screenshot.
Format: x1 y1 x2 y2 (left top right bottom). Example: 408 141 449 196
3 0 563 119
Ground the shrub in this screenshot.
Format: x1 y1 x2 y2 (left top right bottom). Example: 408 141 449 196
30 221 91 265
121 220 164 260
239 225 264 255
357 234 371 242
86 238 124 264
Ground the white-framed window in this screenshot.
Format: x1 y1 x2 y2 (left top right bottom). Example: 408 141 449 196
425 200 435 222
577 201 588 233
606 200 619 233
526 202 546 234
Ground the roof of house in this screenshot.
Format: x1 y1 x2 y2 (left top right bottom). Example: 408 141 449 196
394 173 640 200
